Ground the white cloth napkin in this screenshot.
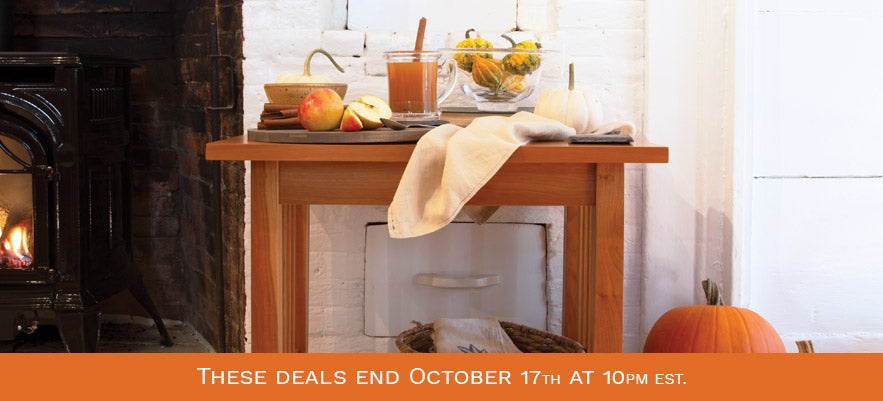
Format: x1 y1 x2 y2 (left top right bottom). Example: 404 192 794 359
432 318 522 353
586 121 636 136
388 112 575 238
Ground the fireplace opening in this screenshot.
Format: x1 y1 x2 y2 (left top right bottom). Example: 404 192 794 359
0 135 33 270
8 1 246 352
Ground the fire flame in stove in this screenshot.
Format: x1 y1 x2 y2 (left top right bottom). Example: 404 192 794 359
2 222 32 267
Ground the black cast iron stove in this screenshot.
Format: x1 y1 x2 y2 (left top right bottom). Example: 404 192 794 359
0 52 171 351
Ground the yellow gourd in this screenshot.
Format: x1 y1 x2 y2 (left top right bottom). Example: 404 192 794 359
454 29 493 73
275 48 345 83
534 63 603 134
500 71 525 92
500 34 541 75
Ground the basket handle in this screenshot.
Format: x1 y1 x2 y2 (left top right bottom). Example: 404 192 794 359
413 273 501 289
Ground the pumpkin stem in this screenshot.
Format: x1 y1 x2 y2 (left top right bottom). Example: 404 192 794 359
796 340 815 353
701 279 725 306
568 62 575 91
501 34 517 47
303 48 345 77
465 28 476 39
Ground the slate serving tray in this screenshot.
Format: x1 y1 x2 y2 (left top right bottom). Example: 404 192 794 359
247 126 433 144
569 134 634 144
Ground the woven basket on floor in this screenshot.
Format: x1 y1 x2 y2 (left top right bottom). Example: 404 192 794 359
395 321 586 353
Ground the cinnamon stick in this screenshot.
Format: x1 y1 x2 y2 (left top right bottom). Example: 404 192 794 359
414 17 426 52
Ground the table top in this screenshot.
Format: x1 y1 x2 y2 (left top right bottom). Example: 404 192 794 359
206 136 668 164
206 112 668 164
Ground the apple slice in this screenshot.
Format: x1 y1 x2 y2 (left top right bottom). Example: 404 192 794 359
358 95 393 120
339 107 364 132
347 102 383 130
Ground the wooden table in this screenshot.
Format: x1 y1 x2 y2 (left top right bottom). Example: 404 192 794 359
206 123 667 353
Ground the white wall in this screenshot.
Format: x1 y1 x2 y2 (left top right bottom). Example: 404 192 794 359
646 0 883 353
744 0 883 352
643 0 737 342
242 0 648 352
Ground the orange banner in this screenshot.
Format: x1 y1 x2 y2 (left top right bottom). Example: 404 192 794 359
0 353 876 400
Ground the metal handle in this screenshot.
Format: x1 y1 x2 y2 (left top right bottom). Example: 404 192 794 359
205 54 234 111
413 273 501 289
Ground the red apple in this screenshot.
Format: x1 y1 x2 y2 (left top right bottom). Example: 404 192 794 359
298 89 344 131
339 107 364 132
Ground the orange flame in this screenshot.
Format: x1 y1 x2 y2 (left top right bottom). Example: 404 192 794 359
2 222 32 267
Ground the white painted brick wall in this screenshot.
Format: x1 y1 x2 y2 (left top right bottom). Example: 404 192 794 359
348 0 517 32
322 30 366 57
242 0 647 352
517 0 557 31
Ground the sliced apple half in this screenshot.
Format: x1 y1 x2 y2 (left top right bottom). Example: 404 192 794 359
357 95 393 120
339 107 364 132
347 101 383 130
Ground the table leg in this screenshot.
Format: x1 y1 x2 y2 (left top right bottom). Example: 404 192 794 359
564 163 624 352
282 204 309 353
251 161 280 352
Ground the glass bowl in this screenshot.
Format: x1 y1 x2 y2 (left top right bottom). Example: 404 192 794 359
439 47 553 112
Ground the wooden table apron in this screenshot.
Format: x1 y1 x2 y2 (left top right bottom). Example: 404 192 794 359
207 135 668 353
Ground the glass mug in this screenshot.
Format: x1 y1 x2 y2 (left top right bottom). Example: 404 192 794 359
384 51 458 121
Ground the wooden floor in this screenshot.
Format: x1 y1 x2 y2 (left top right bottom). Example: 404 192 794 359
0 318 213 353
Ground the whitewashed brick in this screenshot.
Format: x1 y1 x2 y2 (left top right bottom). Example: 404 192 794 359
566 56 607 90
326 0 348 29
243 88 264 124
242 1 279 32
364 56 387 77
538 30 565 52
623 334 641 353
603 29 645 59
518 0 555 31
326 306 365 336
566 28 604 57
322 30 366 57
422 31 451 51
344 76 389 103
242 59 271 85
558 0 645 30
601 83 644 122
282 0 326 30
249 28 322 61
364 30 396 54
348 0 517 32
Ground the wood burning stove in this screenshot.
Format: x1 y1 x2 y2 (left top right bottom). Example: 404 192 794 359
0 52 171 351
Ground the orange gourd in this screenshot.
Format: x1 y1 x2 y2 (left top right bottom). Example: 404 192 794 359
643 280 786 353
471 57 505 91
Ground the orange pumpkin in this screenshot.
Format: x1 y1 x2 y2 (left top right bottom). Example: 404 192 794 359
643 280 786 353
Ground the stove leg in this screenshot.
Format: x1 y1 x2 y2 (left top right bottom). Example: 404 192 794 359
129 277 173 347
57 310 101 353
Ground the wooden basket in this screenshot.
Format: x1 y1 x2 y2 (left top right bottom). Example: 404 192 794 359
395 321 586 353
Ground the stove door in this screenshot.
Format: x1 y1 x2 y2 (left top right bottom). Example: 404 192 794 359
0 112 53 308
0 133 36 270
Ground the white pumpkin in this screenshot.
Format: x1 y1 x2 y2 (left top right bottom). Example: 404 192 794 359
534 63 603 134
275 48 345 83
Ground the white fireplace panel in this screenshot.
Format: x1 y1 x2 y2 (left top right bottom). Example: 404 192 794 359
365 222 547 337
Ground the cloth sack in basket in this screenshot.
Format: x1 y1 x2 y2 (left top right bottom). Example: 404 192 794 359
431 318 522 353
